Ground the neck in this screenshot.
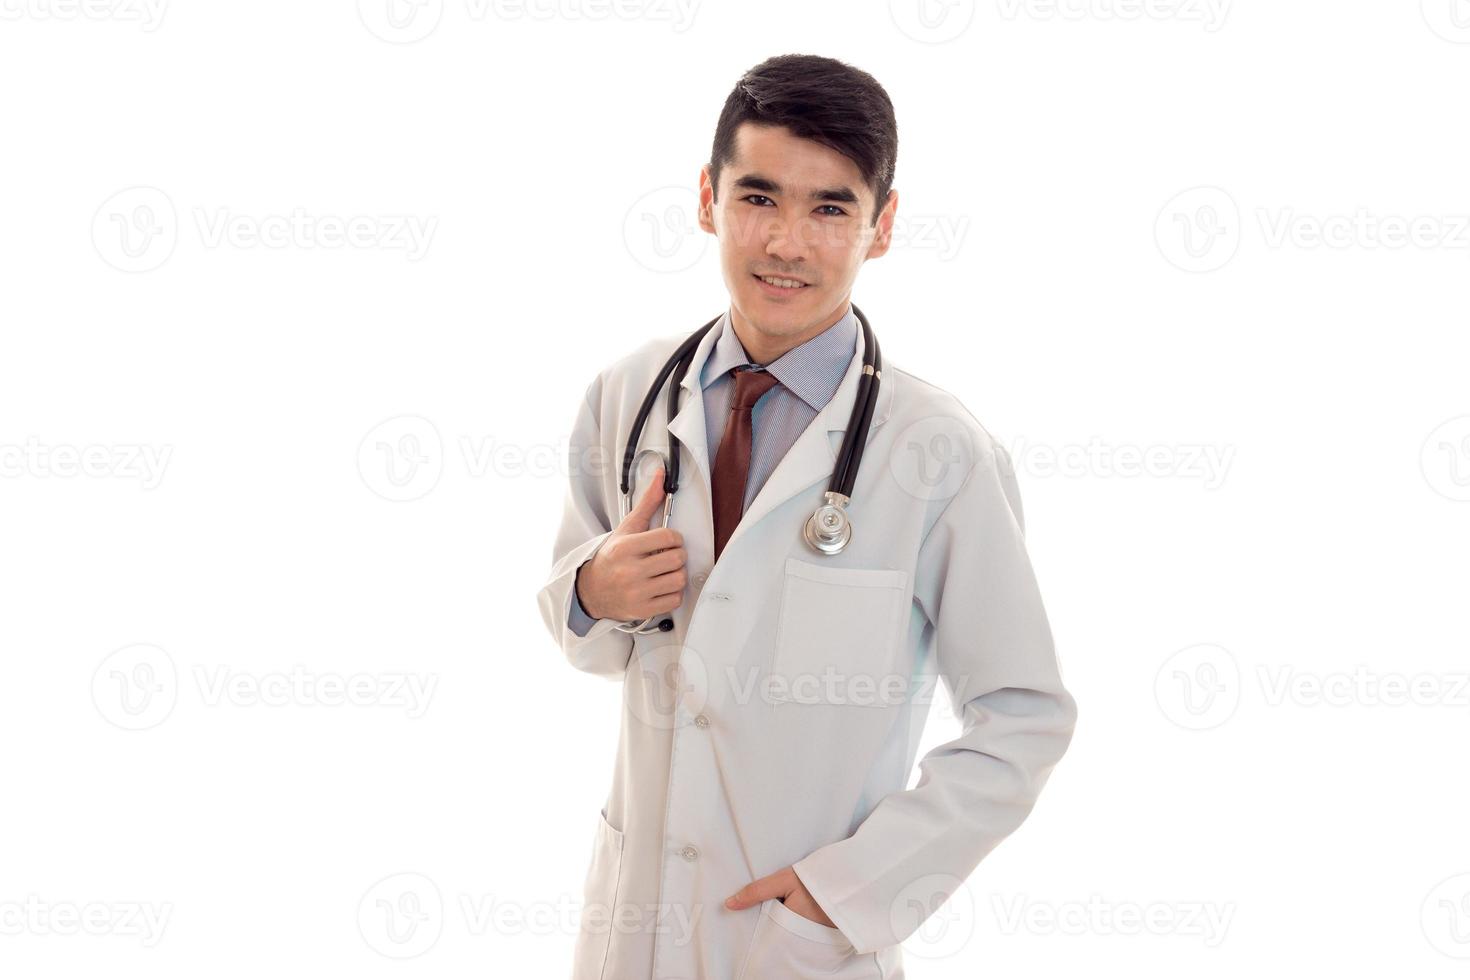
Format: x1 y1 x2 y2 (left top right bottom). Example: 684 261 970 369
729 299 852 365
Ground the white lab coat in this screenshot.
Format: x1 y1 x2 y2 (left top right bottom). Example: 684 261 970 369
537 319 1077 980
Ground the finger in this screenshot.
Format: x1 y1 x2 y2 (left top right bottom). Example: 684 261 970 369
637 589 682 618
620 465 666 532
724 872 787 911
640 547 687 577
781 892 836 928
622 526 682 556
645 567 687 600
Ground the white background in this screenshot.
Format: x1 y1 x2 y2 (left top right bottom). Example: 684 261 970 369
2 0 1469 977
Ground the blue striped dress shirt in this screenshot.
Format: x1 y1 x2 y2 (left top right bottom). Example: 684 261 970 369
568 304 859 634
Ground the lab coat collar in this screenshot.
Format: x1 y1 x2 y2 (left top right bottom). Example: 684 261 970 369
665 303 895 562
699 305 860 415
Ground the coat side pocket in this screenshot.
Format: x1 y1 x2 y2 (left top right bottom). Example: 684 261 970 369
736 898 881 980
571 807 625 980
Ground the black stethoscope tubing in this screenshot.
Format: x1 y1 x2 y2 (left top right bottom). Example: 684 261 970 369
619 302 881 505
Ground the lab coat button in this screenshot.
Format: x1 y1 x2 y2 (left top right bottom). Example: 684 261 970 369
680 845 698 861
693 572 707 587
693 714 709 729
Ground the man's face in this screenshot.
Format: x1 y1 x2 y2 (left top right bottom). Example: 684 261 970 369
698 122 897 358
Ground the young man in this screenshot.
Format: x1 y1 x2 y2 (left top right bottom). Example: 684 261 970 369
537 54 1077 980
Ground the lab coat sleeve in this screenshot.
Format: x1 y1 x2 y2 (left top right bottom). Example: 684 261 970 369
535 374 635 680
790 441 1078 955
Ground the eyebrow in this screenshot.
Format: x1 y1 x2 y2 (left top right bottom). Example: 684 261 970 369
731 174 860 206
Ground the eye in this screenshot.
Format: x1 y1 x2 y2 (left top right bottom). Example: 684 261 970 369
816 205 848 217
742 194 774 207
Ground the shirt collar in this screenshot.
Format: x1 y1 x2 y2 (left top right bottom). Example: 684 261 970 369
698 303 859 413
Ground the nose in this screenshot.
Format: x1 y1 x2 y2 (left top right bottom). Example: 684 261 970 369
764 216 814 265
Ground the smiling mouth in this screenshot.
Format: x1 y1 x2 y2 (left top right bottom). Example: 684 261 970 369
753 273 810 290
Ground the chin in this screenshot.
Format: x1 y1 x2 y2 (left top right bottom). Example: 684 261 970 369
748 286 814 313
746 304 806 334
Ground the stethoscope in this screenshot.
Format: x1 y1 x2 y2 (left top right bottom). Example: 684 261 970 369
614 302 882 634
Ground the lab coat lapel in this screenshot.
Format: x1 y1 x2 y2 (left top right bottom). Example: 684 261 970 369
663 322 721 556
720 320 895 559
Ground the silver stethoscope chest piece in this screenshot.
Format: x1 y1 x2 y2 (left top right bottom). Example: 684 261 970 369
803 491 853 555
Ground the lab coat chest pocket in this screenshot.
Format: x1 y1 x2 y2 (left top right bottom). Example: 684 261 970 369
571 807 624 980
770 558 909 707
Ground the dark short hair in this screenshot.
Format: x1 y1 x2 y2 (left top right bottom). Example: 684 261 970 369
709 54 898 226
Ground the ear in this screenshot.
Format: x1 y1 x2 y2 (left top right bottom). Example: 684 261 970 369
865 188 899 260
698 164 717 236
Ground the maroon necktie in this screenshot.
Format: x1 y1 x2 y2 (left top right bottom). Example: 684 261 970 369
711 366 781 561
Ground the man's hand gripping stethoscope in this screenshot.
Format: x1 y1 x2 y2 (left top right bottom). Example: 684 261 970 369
573 464 687 629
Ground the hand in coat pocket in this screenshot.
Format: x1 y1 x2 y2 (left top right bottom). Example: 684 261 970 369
728 866 878 980
723 865 838 930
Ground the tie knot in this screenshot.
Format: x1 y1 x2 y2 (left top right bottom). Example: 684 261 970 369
729 366 781 412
